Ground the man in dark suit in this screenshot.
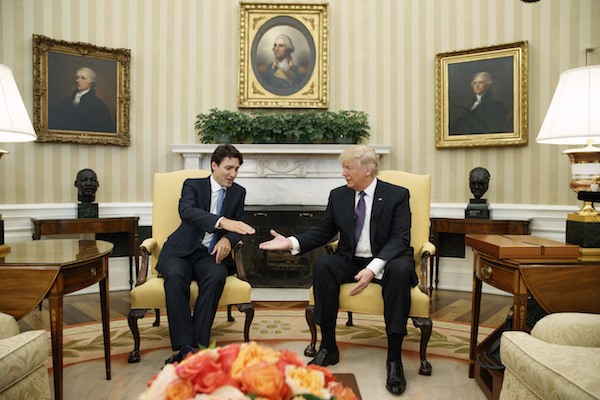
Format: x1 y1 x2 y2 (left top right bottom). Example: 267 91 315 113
260 145 417 395
157 144 255 364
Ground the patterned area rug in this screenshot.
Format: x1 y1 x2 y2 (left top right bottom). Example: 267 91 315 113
48 307 493 367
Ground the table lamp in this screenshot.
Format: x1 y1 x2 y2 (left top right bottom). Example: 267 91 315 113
0 63 38 255
536 65 600 260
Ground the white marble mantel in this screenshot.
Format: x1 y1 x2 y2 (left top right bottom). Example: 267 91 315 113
170 144 392 206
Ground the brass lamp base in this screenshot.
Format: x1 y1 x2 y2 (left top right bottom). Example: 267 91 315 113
575 200 600 216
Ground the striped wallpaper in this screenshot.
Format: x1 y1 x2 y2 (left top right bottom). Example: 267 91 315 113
0 0 598 206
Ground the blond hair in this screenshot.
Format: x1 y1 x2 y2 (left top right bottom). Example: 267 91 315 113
338 145 379 176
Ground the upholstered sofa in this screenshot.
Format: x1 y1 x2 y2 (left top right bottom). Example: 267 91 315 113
499 312 600 400
0 312 50 400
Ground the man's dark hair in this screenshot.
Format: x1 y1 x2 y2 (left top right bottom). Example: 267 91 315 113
211 144 243 166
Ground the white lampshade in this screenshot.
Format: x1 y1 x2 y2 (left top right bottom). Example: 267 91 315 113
0 63 37 143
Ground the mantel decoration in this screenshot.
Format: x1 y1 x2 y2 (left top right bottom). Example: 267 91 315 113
139 342 358 400
32 34 131 146
195 109 370 145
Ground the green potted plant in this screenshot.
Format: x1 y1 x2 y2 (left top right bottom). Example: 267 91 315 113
195 108 249 144
329 110 370 144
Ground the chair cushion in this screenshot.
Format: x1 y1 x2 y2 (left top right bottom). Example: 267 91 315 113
309 283 430 319
130 275 252 310
0 329 49 393
500 331 600 400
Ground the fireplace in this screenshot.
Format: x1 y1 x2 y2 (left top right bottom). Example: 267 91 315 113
171 144 391 287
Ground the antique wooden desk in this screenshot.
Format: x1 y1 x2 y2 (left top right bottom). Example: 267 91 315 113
32 217 139 289
466 235 600 400
0 239 114 400
428 218 530 294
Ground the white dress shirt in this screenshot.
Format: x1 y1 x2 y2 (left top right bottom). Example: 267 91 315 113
201 176 226 249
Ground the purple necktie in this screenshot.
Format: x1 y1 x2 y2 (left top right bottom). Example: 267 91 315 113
209 188 225 253
354 191 366 243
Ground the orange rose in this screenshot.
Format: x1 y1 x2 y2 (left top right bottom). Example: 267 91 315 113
176 352 236 393
306 364 336 385
240 362 286 400
328 381 359 400
276 348 305 372
164 378 194 400
217 343 241 374
230 342 280 380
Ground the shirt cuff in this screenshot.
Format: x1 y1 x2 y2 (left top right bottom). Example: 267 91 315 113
366 258 386 280
215 216 224 230
289 236 301 255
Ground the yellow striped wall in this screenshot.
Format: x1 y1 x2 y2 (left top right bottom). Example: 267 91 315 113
1 0 598 206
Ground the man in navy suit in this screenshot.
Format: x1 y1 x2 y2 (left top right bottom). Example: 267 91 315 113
260 145 417 395
157 144 255 364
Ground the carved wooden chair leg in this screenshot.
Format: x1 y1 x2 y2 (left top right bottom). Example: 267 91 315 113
412 316 433 376
304 305 317 357
227 304 234 322
236 303 254 342
346 311 354 326
153 308 160 326
128 308 148 363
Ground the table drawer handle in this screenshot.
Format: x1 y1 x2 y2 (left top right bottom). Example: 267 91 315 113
482 264 493 279
90 267 97 277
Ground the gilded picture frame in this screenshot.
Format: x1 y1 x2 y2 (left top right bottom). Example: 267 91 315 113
238 2 329 109
33 34 131 146
435 41 528 149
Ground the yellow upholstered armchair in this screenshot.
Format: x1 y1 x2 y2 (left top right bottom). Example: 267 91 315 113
127 170 254 363
0 312 51 399
304 171 436 376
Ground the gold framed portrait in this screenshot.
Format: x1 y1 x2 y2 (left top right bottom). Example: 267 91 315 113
33 34 131 146
238 2 329 109
435 41 528 149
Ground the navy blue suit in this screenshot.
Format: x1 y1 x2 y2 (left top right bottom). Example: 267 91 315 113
297 179 418 336
157 177 246 349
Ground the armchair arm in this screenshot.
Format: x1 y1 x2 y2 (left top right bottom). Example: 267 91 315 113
416 241 436 294
135 238 158 287
531 312 600 347
325 240 339 255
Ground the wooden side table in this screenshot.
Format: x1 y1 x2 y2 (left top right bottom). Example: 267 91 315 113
428 218 530 294
32 217 140 289
0 239 114 400
466 235 600 400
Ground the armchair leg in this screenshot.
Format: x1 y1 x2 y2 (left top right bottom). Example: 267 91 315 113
412 316 433 376
153 308 160 326
236 303 254 342
227 304 234 322
128 308 148 363
346 311 354 326
304 305 317 357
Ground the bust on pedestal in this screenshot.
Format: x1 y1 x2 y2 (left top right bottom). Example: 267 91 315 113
75 169 99 218
465 167 491 219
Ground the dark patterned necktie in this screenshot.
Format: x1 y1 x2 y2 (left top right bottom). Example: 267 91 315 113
354 191 366 243
209 188 225 252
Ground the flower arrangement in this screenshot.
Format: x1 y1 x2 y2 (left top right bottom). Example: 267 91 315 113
139 342 359 400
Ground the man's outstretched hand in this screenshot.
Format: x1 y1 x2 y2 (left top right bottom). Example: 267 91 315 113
259 229 293 251
219 218 256 235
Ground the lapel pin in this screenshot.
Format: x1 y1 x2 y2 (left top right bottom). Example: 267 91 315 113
378 197 383 201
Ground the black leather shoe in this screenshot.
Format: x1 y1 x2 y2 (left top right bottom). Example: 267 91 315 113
386 360 407 395
164 352 184 365
308 348 339 367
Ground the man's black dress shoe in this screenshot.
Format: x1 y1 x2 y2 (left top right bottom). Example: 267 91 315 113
308 348 339 367
386 360 407 395
164 345 194 365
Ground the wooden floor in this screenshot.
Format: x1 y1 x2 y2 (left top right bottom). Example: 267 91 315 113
17 289 512 332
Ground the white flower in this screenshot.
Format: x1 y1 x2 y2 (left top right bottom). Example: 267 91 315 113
138 364 178 400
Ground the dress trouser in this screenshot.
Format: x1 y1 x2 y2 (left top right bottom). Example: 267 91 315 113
312 253 415 336
160 247 228 350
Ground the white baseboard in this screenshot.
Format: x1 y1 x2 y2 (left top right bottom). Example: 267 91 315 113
1 202 577 295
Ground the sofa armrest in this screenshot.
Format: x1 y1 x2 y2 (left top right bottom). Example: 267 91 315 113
531 312 600 348
0 313 20 339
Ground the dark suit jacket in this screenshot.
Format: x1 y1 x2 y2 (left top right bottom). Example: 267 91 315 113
296 179 415 281
449 91 508 135
156 177 246 271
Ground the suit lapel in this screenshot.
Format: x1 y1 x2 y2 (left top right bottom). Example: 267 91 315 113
370 181 386 243
200 177 211 212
